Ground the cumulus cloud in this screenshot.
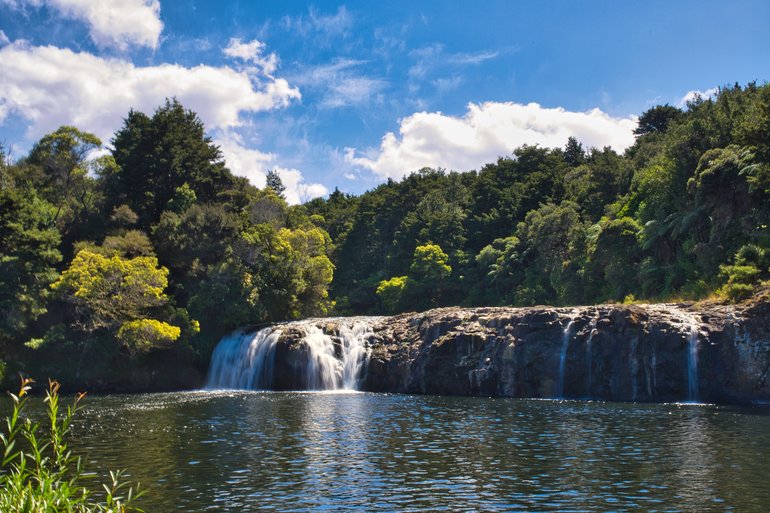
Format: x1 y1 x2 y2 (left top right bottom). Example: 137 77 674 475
5 0 163 50
223 38 278 76
346 101 637 179
0 42 300 142
214 131 274 188
678 87 718 107
274 167 329 205
215 131 327 205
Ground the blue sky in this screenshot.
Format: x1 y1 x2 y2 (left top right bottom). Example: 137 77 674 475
1 0 768 202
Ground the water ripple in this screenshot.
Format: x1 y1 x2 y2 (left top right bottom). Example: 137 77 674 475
56 393 770 512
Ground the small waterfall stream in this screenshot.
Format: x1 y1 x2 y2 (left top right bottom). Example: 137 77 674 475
687 325 700 402
557 319 576 398
585 317 598 398
206 318 378 391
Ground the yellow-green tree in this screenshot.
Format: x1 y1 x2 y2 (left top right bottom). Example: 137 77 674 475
376 276 407 314
267 226 335 318
51 250 183 353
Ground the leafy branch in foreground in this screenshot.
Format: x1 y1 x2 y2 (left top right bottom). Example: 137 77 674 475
0 378 144 512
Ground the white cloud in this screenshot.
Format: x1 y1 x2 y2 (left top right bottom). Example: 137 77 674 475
292 59 386 108
281 6 352 40
275 167 328 205
7 0 163 50
0 42 300 142
323 77 386 108
346 101 637 179
223 38 278 76
447 49 500 65
214 131 274 188
678 87 718 107
215 131 327 205
432 75 463 93
0 30 9 45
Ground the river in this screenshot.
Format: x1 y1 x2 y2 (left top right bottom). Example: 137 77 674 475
67 391 770 512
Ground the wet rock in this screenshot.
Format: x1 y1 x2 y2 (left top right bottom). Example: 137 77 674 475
356 302 770 404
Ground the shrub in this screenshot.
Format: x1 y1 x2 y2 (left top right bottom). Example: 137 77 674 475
0 379 143 512
117 319 181 356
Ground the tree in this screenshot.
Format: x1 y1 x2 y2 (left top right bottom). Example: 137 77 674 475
375 276 408 313
410 243 452 283
265 170 286 199
26 126 101 221
633 105 683 136
51 250 181 354
401 243 452 310
117 319 181 356
587 217 643 301
109 98 237 227
152 203 241 301
261 226 335 319
475 236 521 304
515 201 587 304
0 188 61 344
564 136 586 167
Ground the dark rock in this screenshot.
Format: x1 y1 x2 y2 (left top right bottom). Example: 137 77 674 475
355 303 770 404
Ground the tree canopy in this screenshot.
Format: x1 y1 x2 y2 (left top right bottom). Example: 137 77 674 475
2 84 770 390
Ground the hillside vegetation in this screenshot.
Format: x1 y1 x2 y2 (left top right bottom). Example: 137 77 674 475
1 83 769 389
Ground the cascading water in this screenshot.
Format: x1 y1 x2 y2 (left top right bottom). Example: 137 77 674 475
585 317 598 398
557 319 576 398
687 325 700 402
206 318 378 391
339 321 375 389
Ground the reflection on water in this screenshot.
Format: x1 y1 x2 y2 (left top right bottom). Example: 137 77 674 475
52 392 770 512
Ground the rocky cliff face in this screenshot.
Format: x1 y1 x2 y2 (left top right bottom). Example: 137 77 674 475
357 302 770 403
210 300 770 404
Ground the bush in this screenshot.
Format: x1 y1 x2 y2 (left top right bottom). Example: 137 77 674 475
117 319 181 356
718 264 760 302
0 379 143 512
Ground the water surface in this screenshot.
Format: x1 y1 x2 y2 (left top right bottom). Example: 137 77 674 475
64 392 770 512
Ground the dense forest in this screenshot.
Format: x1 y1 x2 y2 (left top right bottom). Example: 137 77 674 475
1 83 769 390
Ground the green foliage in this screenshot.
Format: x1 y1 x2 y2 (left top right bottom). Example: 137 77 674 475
717 244 770 302
4 86 770 386
376 276 408 314
563 136 586 167
409 243 452 283
110 205 138 227
108 98 238 227
117 319 181 356
587 217 643 301
515 201 587 304
719 265 760 301
102 230 155 258
26 126 101 216
0 379 143 512
265 170 286 198
51 250 172 334
166 183 197 213
633 105 683 136
0 188 62 343
265 226 335 318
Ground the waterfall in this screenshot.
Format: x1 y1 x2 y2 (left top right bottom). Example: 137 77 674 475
340 321 376 389
687 325 700 402
630 338 639 401
206 318 378 391
205 327 282 390
585 317 598 398
557 319 576 398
